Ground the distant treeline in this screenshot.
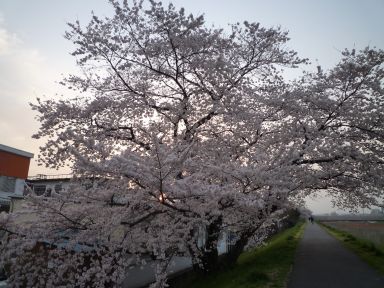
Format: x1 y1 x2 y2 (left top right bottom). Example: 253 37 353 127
316 214 384 221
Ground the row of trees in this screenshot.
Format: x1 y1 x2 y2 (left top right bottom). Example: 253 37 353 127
1 0 384 287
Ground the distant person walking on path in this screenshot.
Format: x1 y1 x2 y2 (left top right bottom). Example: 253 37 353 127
308 216 314 223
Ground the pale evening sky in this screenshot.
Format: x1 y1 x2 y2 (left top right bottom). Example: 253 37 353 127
0 0 383 213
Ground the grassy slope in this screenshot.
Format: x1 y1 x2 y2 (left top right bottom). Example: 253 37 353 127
319 222 384 275
170 222 305 288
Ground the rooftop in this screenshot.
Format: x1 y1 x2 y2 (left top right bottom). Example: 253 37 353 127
0 144 34 158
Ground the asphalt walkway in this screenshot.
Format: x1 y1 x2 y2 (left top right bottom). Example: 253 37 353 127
288 223 384 288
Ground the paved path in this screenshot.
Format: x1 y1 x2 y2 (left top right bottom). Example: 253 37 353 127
288 223 384 288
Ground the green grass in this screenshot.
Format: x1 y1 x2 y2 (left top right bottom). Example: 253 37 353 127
169 222 305 288
319 222 384 275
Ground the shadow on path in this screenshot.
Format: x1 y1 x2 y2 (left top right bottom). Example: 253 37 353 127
288 223 384 288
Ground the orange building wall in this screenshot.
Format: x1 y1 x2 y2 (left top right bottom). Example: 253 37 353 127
0 150 31 179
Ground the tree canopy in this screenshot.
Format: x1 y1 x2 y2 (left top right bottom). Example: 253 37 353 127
1 0 384 287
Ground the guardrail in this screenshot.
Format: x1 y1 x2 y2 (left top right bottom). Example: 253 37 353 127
27 174 73 180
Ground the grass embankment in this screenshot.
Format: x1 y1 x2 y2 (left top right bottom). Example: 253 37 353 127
170 222 305 288
319 222 384 275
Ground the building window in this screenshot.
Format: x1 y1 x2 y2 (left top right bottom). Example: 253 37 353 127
34 185 46 196
54 184 63 193
0 176 16 193
0 200 10 213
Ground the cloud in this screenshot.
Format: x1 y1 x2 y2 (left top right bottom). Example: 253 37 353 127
0 19 69 176
0 14 24 54
0 18 21 55
0 27 11 54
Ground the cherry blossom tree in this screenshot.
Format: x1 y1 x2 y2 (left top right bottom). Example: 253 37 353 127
1 0 384 287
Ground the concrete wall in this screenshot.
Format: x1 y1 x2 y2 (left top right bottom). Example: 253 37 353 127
14 179 24 195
